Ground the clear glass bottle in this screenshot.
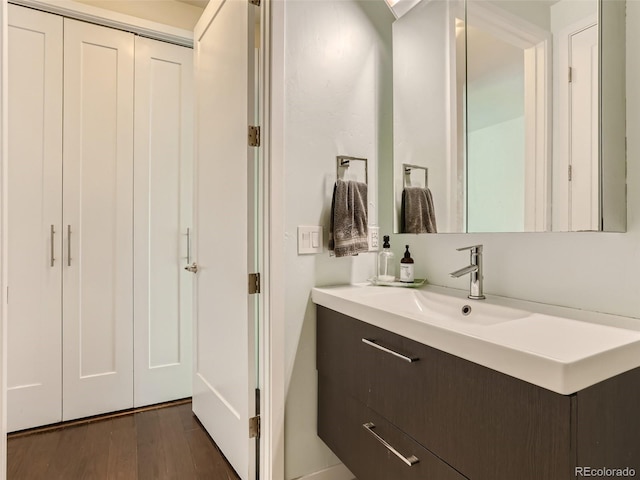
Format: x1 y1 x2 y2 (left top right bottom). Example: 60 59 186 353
377 235 396 282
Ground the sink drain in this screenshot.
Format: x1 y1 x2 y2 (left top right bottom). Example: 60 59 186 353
461 305 472 316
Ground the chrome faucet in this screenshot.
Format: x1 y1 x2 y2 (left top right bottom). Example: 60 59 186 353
450 244 485 300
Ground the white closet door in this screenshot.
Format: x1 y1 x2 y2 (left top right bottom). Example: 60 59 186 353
133 36 193 407
62 18 134 420
7 5 63 432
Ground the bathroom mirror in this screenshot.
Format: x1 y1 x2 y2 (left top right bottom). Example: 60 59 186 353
391 0 626 233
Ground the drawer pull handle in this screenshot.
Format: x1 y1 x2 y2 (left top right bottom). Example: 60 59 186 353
362 338 418 363
363 422 419 466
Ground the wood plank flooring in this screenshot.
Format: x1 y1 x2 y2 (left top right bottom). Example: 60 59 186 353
7 401 241 480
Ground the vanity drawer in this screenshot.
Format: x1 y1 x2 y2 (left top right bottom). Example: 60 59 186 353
318 375 468 480
317 306 574 480
316 306 429 405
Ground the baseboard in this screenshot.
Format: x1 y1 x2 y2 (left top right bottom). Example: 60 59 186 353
8 397 192 438
294 463 355 480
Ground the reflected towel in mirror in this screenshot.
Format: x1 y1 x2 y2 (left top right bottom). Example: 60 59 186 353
329 179 369 257
401 187 437 233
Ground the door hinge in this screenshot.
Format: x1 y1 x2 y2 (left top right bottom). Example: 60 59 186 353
568 66 573 83
249 0 261 5
249 415 261 438
568 164 573 181
249 272 261 294
248 126 261 147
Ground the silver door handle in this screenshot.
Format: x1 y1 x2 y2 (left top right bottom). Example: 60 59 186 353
361 338 418 363
362 422 419 466
50 225 56 267
185 262 198 273
67 225 72 266
186 227 191 264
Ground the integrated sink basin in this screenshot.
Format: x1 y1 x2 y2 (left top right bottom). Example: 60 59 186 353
365 288 531 326
312 284 640 395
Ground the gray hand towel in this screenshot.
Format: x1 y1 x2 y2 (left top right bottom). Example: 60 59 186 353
401 187 437 233
329 179 369 257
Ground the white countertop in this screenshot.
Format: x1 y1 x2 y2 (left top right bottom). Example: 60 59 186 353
311 284 640 395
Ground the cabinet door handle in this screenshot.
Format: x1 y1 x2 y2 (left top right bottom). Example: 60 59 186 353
362 422 419 466
67 225 72 266
362 338 418 363
186 227 191 264
50 225 56 267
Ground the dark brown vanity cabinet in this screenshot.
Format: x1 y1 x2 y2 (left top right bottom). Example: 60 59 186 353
316 306 640 480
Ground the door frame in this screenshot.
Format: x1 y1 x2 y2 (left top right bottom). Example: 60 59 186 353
1 0 9 476
263 2 285 478
0 1 281 479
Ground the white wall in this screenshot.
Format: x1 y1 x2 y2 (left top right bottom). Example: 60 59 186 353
72 0 203 29
389 2 638 321
467 116 525 232
282 1 393 478
550 0 597 32
466 21 526 233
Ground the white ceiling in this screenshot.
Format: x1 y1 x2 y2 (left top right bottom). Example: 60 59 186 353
175 0 209 9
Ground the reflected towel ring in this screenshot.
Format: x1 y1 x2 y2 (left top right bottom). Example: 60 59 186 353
403 163 428 188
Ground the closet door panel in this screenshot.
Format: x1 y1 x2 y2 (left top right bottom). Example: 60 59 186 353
7 5 63 432
62 18 134 420
133 36 193 407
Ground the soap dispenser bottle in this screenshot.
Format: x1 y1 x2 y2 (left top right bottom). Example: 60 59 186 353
400 245 415 283
377 236 396 282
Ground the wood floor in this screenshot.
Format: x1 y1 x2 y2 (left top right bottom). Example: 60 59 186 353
7 401 241 480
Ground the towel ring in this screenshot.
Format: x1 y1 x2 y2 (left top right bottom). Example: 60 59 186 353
403 163 428 188
337 156 368 185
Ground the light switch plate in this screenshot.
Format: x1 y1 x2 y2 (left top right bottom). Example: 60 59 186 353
298 226 323 254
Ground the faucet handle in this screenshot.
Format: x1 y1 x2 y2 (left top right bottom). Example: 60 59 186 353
456 244 483 253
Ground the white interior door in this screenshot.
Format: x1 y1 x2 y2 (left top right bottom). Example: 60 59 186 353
569 23 599 231
62 18 134 421
134 36 194 407
7 4 63 432
192 1 257 478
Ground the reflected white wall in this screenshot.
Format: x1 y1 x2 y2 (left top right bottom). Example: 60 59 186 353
466 23 526 232
392 0 463 232
468 117 525 232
